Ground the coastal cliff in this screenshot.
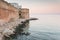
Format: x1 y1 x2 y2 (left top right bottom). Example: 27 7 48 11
0 0 38 40
0 0 30 40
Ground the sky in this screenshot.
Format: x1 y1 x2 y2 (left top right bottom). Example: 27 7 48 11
5 0 60 14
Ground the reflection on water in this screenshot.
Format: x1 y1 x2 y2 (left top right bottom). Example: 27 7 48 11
13 14 60 40
29 14 60 40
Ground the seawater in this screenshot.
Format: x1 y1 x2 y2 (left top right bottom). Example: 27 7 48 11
14 14 60 40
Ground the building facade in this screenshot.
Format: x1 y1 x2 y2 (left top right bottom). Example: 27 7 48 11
0 0 19 22
19 8 29 19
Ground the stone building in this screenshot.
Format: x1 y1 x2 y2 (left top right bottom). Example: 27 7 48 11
10 3 29 19
19 8 29 19
0 0 19 23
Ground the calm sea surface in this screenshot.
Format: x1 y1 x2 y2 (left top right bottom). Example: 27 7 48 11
14 14 60 40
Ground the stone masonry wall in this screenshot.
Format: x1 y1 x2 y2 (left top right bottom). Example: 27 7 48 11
0 0 19 22
19 8 29 19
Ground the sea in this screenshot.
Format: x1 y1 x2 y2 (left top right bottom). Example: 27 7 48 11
13 13 60 40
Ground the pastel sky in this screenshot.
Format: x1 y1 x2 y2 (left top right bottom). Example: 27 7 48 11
5 0 60 14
